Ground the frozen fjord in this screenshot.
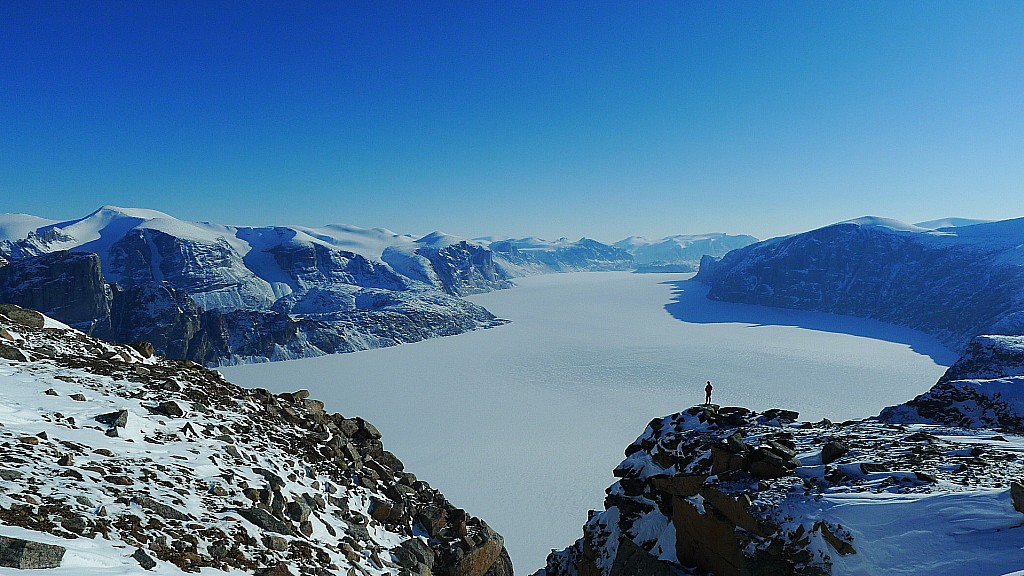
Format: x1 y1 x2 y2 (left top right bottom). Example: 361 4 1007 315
221 272 955 572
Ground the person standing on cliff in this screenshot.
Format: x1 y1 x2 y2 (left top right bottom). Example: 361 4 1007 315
705 380 713 404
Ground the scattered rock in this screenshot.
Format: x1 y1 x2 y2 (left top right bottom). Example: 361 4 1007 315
70 393 86 401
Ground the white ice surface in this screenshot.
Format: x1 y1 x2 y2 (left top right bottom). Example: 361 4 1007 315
221 272 955 572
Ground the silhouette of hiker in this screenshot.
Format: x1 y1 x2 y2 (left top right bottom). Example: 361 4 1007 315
705 381 713 404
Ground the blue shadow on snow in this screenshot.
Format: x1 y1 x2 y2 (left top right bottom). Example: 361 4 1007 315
662 279 958 365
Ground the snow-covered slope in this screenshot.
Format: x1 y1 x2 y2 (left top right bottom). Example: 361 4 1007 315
0 304 513 575
613 233 758 271
537 403 1024 576
696 216 1024 351
915 217 994 230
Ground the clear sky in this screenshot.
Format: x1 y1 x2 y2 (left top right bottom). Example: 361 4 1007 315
2 2 1022 242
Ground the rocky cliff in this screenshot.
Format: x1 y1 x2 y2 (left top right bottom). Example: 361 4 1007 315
537 402 1024 576
0 250 504 366
0 304 513 575
695 217 1024 351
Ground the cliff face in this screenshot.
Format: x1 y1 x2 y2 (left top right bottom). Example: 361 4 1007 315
0 304 513 575
538 403 1024 576
0 251 111 328
0 251 505 366
696 219 1024 351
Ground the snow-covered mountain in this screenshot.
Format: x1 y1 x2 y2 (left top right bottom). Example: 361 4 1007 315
612 233 758 272
696 216 1024 351
0 207 513 365
479 237 634 276
0 303 513 575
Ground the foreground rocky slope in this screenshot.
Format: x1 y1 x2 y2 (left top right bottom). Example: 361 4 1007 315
0 304 512 575
696 217 1024 351
537 403 1024 576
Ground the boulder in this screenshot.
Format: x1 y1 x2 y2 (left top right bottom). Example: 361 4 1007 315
416 505 448 537
1011 481 1024 514
130 341 155 358
286 500 311 523
255 563 296 576
0 342 27 362
821 440 850 464
440 525 503 576
392 538 435 572
236 508 295 536
96 409 129 428
609 537 675 576
135 494 191 521
132 547 156 570
0 535 66 569
153 401 184 418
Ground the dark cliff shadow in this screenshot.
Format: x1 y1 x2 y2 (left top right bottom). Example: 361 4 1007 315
662 279 958 365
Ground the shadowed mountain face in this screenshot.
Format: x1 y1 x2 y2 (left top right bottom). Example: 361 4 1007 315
695 218 1024 352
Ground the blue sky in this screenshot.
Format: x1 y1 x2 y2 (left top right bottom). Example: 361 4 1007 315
2 2 1021 242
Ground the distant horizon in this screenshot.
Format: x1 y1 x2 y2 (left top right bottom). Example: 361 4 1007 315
3 3 1021 242
0 202 1016 246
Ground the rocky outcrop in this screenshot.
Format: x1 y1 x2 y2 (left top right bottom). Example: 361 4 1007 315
0 308 513 575
537 403 1024 576
696 218 1024 351
879 335 1024 431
